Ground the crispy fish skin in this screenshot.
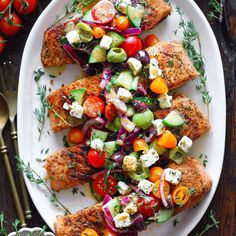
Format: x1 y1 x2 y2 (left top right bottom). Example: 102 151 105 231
154 93 210 140
54 157 212 236
146 42 199 90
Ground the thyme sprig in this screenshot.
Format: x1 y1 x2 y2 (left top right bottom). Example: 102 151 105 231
0 214 20 236
208 0 223 22
16 156 71 215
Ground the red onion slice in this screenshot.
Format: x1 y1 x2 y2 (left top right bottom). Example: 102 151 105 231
82 117 105 133
160 169 170 208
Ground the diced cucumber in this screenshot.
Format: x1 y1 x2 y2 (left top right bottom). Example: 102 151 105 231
150 141 168 155
115 71 133 90
126 5 143 27
169 146 187 164
90 180 103 202
107 31 124 48
104 141 117 157
132 109 154 130
69 88 86 105
115 0 130 14
163 111 184 128
82 9 93 21
131 76 139 91
106 117 121 132
103 198 120 217
128 160 149 181
129 152 139 158
90 129 108 142
157 208 174 224
126 105 135 117
89 45 107 63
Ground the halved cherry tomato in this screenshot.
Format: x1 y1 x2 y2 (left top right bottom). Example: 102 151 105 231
105 103 116 121
156 130 177 149
137 195 161 217
115 16 130 31
0 0 11 12
152 180 170 199
83 96 105 118
120 36 143 57
94 174 118 196
172 186 192 206
91 0 115 24
14 0 38 15
150 76 168 94
149 166 163 183
81 228 99 236
104 228 118 236
88 149 106 168
0 36 6 54
67 127 85 144
133 138 149 152
93 26 106 39
0 13 22 36
144 34 160 48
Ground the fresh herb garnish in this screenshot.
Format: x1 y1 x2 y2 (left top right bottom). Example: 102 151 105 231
63 135 70 147
34 69 45 82
199 153 208 167
208 0 223 22
168 59 174 67
173 218 179 227
35 157 44 163
68 162 75 169
72 187 79 195
187 187 196 195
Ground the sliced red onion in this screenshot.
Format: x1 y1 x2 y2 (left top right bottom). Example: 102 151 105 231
160 169 169 208
82 117 105 133
143 127 156 143
103 195 113 206
137 81 147 95
63 44 85 66
121 116 136 133
124 129 143 143
120 196 130 206
104 88 117 104
129 185 144 196
166 194 174 209
117 126 127 146
100 65 113 89
113 98 127 114
90 170 107 180
111 151 126 166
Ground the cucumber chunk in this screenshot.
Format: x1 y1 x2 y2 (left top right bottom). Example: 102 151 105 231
163 111 184 128
169 146 187 164
128 160 149 181
82 9 93 21
106 117 121 132
132 109 154 130
104 141 117 157
103 198 120 217
157 208 174 224
90 129 108 142
89 45 107 63
150 141 168 155
126 5 143 27
69 88 86 105
107 31 124 48
131 76 139 91
115 71 133 90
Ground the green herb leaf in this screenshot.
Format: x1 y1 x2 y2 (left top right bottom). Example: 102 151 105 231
34 69 45 82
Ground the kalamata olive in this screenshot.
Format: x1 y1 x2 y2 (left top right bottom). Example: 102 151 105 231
134 50 150 64
111 151 126 166
117 61 128 70
132 100 148 112
82 63 102 76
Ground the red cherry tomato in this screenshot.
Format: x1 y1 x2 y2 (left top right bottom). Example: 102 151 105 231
137 195 162 217
0 13 22 36
120 36 143 57
105 103 116 121
83 96 105 118
88 149 106 168
144 34 160 48
0 36 6 54
115 16 130 31
93 174 118 196
0 0 11 12
67 127 85 144
14 0 38 15
91 0 115 24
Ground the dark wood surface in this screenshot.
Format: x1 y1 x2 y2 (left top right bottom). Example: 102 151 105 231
0 0 235 235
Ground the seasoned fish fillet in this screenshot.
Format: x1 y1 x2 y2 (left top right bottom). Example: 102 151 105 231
41 0 171 67
154 93 210 141
54 157 212 236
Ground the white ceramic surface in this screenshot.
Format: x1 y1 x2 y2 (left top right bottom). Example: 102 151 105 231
8 227 54 236
17 0 226 235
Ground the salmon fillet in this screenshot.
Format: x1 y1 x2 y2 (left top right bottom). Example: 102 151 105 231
154 93 210 140
54 157 212 236
41 0 171 67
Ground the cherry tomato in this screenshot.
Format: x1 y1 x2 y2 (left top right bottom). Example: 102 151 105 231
104 228 118 236
156 130 177 149
67 127 85 144
144 34 160 48
149 166 163 183
150 76 168 94
152 180 170 199
133 138 149 152
81 228 99 236
93 174 118 196
0 0 11 12
14 0 38 14
0 36 6 54
115 16 130 31
120 36 143 57
83 96 105 118
137 196 161 217
105 103 116 121
172 186 192 206
91 0 115 24
93 26 106 39
88 149 106 168
0 13 22 36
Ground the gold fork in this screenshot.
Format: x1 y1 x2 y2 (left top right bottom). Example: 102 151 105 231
0 61 32 220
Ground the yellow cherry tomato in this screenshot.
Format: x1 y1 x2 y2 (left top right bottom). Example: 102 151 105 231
172 186 192 206
115 16 130 31
81 228 99 236
149 166 163 183
156 130 177 149
93 26 106 39
150 76 169 94
133 138 149 152
152 180 170 199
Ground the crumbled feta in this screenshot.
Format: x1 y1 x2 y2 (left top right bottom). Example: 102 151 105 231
127 57 142 76
100 35 113 50
66 30 80 45
158 94 173 109
122 155 138 172
69 101 84 119
63 102 70 111
140 148 159 167
178 136 193 153
117 181 131 195
165 168 182 185
117 88 133 102
138 179 154 194
113 213 132 229
152 119 166 135
90 138 104 152
129 193 138 203
123 202 138 215
149 58 162 79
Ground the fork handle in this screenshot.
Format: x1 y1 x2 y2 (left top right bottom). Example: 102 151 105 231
11 121 33 220
0 135 26 227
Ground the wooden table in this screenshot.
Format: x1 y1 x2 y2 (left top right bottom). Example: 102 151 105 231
0 0 235 235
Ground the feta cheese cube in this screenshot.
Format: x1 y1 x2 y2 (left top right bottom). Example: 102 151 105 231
117 88 133 102
122 155 138 172
100 35 113 50
127 57 142 76
113 213 131 229
66 30 80 45
140 148 159 167
152 119 166 135
63 102 70 111
123 202 138 215
149 58 162 79
90 138 104 152
117 181 131 195
69 101 84 119
138 179 154 194
165 168 181 185
158 94 173 109
178 136 193 153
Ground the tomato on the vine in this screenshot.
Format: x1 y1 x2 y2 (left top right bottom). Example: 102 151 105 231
120 36 143 57
0 0 11 12
88 148 106 168
0 36 6 54
0 13 22 36
14 0 38 15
